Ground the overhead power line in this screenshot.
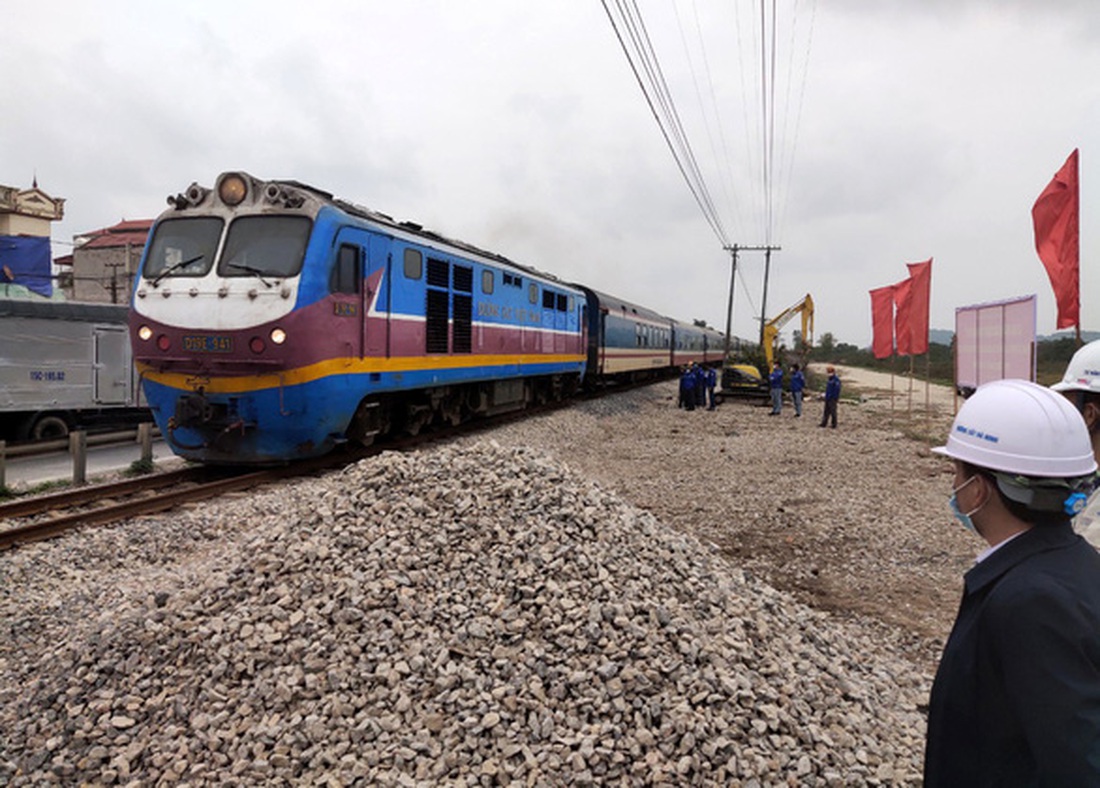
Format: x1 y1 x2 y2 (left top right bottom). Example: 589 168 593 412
601 0 730 247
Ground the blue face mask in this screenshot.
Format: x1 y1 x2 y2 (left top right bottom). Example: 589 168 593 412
949 475 981 533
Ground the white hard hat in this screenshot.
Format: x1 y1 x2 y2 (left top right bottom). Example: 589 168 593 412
933 379 1097 478
1051 339 1100 394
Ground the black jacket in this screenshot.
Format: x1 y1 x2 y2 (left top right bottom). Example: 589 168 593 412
925 523 1100 786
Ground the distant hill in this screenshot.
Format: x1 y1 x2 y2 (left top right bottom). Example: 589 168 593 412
926 328 1100 347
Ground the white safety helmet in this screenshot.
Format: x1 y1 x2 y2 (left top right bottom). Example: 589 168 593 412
933 379 1096 478
1051 339 1100 394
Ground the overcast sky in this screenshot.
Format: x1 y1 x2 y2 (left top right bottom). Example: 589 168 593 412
3 1 1098 347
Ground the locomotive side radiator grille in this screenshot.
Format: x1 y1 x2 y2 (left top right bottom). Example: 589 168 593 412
453 264 473 354
426 257 451 354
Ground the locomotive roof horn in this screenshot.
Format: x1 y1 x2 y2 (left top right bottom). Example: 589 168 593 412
167 182 211 210
263 181 306 210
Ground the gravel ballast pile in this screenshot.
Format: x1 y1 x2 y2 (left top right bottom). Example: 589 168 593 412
1 436 930 786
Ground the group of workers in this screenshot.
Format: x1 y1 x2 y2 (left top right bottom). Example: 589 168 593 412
768 361 842 427
923 341 1100 784
680 359 844 426
677 362 717 411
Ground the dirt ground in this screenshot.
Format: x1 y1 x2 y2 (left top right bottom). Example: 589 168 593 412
487 364 972 671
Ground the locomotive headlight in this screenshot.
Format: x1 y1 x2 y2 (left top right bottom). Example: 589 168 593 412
218 173 248 206
138 325 153 341
270 327 287 344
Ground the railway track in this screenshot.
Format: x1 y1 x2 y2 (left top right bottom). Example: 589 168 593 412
0 417 504 551
0 466 284 551
0 379 663 552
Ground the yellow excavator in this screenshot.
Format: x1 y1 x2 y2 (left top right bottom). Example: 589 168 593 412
717 293 814 401
763 293 814 370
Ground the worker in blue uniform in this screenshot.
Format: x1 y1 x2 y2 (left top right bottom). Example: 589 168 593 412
679 365 696 411
819 366 840 428
705 365 717 410
768 361 784 415
690 363 703 408
924 379 1100 786
788 363 805 417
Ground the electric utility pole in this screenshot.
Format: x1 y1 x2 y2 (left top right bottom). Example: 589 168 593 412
721 244 781 361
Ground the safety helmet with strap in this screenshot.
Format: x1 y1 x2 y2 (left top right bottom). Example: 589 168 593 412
933 379 1097 514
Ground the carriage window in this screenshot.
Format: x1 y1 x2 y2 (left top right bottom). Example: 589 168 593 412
331 244 360 295
404 248 422 279
219 215 310 278
482 270 494 294
528 283 538 304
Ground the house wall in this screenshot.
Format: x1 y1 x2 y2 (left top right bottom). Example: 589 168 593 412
72 245 140 303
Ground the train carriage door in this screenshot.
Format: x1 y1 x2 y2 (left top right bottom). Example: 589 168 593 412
598 309 608 375
364 235 388 357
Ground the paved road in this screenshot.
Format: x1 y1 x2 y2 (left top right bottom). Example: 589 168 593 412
2 439 185 490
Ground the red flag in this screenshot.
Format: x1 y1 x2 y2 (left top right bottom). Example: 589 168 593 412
1032 149 1079 329
893 277 914 356
905 259 932 355
869 285 896 359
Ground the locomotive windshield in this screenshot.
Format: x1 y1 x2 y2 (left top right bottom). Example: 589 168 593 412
143 217 222 281
218 216 311 279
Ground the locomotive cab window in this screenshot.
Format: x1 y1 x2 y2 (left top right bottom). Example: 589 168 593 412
219 215 311 278
142 217 223 280
331 244 361 295
404 248 422 280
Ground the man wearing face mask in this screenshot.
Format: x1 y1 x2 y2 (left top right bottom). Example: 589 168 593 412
1051 339 1100 546
924 379 1100 786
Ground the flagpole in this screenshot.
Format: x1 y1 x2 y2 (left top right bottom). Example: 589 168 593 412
891 352 896 426
908 354 914 421
925 352 931 439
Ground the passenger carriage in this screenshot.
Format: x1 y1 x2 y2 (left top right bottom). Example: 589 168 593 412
578 287 674 382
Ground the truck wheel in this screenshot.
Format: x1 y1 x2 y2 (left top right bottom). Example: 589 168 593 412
30 414 71 441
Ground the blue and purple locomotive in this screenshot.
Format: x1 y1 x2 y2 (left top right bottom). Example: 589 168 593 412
130 172 730 464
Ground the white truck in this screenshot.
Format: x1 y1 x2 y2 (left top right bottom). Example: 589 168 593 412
0 299 149 441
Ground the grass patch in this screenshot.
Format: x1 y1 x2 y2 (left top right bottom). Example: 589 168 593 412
126 458 156 476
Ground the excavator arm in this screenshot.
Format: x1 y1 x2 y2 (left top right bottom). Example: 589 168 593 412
762 294 814 369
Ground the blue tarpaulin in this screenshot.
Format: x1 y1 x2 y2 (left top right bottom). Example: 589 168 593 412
0 235 53 297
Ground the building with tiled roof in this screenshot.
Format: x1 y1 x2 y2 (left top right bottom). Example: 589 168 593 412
69 219 152 303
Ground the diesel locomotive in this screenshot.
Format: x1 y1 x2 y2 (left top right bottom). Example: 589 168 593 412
129 172 728 464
